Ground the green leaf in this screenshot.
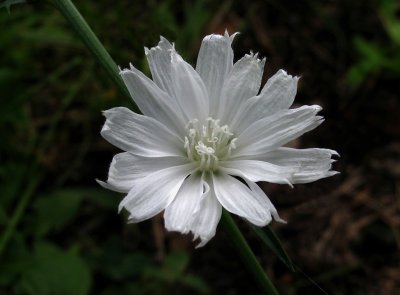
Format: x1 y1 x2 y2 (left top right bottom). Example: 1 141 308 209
16 242 91 295
379 0 400 46
144 251 190 283
180 274 210 294
353 38 385 65
91 237 151 280
32 189 84 236
81 187 120 209
249 223 295 272
346 37 388 86
0 233 31 286
19 27 76 46
164 251 189 277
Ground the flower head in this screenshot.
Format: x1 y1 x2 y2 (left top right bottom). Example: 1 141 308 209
98 31 338 247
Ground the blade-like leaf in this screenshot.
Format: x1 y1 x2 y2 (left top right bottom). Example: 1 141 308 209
249 223 295 272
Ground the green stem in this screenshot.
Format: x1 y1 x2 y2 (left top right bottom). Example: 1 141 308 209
0 171 42 255
221 210 280 295
51 0 139 112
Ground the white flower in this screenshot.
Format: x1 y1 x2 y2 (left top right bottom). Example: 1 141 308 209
98 31 338 247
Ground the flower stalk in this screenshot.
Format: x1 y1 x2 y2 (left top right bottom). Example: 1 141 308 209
51 0 139 112
221 210 279 295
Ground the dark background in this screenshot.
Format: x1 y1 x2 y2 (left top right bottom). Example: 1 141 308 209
0 0 399 294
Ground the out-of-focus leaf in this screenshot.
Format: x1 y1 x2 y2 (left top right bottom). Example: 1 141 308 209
31 187 119 237
144 251 190 283
32 189 84 236
0 233 30 286
180 274 210 294
108 253 150 280
346 37 388 86
19 28 76 46
81 187 120 209
379 0 400 46
91 237 151 280
164 250 189 277
249 224 295 272
0 162 28 208
354 38 384 65
347 0 400 85
16 242 91 295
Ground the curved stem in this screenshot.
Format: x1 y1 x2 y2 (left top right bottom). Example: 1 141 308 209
51 0 139 112
221 210 280 295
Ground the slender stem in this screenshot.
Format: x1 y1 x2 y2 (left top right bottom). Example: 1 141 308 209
221 210 280 295
0 172 42 255
51 0 139 112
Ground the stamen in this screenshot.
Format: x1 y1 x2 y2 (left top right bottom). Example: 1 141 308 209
184 118 237 171
184 137 193 161
227 138 238 158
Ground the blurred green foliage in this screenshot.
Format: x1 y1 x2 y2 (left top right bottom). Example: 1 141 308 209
347 0 400 85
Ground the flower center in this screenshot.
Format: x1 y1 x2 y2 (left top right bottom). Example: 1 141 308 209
184 117 237 171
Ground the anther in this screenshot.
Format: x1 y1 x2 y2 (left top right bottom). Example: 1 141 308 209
183 117 235 171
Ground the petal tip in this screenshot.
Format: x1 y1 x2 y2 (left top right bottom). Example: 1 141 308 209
95 178 106 186
118 202 125 213
331 150 340 157
276 217 287 224
312 105 323 112
194 235 212 248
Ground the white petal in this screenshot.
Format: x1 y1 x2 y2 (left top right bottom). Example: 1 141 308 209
171 51 209 121
146 39 208 122
230 70 299 133
196 31 237 115
259 147 339 183
145 36 176 97
212 172 273 226
220 159 294 186
233 105 323 158
119 163 197 222
164 172 204 235
191 183 222 248
120 66 186 136
98 153 189 193
258 69 299 115
218 53 265 123
164 173 222 248
241 176 286 223
101 107 184 157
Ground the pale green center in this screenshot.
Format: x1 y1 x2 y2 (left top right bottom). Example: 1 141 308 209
184 117 237 171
